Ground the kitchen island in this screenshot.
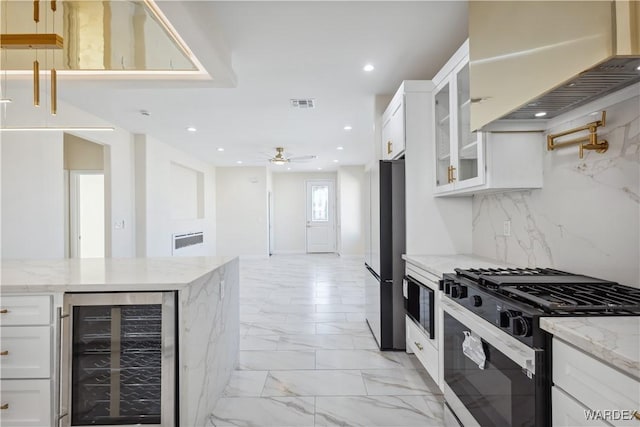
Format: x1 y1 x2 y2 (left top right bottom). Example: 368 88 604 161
0 256 239 426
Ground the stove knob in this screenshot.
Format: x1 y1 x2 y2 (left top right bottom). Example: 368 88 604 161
450 284 468 299
498 310 516 328
472 295 482 307
450 284 460 298
512 316 532 337
459 285 468 299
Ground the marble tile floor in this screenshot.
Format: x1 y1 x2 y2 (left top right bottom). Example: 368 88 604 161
210 254 444 427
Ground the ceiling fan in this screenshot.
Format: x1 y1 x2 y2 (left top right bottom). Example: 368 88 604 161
268 147 316 165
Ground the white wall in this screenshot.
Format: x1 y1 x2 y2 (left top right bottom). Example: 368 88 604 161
216 166 268 258
1 90 136 259
1 132 65 258
272 171 337 254
473 89 640 287
135 134 216 257
337 166 365 257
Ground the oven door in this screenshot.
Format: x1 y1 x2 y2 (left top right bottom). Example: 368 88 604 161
442 299 543 427
403 276 434 339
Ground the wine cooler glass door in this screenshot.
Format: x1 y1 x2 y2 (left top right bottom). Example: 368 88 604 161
61 292 175 427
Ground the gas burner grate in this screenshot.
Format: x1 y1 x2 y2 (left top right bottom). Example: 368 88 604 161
503 283 640 313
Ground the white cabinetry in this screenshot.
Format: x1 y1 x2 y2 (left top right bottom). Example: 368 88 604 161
381 89 405 160
0 295 54 427
552 338 640 427
433 40 543 197
382 81 432 160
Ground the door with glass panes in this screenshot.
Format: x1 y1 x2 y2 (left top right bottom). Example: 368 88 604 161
305 180 336 253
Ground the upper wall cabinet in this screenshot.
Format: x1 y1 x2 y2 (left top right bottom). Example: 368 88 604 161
381 87 406 160
433 41 544 197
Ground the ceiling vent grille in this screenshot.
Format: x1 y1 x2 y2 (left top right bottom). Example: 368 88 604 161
290 99 315 109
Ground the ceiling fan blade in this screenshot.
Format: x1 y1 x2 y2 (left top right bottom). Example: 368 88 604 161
289 155 317 162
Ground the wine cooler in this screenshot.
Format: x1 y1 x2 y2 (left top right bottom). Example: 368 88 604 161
60 293 176 426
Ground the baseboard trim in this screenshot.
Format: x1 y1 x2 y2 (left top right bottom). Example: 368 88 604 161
271 250 307 255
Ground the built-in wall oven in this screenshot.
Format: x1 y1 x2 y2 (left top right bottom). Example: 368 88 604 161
60 292 176 427
403 275 434 339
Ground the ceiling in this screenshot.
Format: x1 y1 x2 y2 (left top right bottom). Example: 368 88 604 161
4 1 469 172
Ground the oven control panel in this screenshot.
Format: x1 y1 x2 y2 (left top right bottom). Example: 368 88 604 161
443 274 535 346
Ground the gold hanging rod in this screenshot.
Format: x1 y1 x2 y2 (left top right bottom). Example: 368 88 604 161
547 111 609 159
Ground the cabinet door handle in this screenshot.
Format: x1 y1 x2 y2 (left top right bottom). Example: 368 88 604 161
0 403 8 410
0 309 7 314
0 351 8 356
447 165 452 183
414 342 423 351
450 166 457 182
387 140 393 154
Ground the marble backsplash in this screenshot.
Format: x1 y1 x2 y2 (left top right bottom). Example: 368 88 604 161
472 93 640 287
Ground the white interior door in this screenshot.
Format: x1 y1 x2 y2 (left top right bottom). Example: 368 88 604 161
305 180 336 253
70 172 105 258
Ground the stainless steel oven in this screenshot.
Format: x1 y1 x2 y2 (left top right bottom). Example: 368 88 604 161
442 299 543 427
60 292 176 427
403 275 434 339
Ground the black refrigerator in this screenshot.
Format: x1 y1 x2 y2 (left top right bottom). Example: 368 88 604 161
364 159 406 350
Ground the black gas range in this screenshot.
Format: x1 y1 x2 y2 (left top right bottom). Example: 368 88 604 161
443 267 640 346
441 268 640 427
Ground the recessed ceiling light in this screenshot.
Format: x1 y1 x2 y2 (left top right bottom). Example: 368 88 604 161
236 160 243 164
343 125 352 131
287 167 291 170
337 146 344 150
363 64 375 72
187 127 197 132
636 65 640 71
217 147 224 152
333 159 339 163
534 112 547 117
317 167 323 170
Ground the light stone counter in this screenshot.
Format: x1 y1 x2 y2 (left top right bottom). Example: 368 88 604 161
540 316 640 381
0 256 240 426
403 254 514 278
0 256 235 292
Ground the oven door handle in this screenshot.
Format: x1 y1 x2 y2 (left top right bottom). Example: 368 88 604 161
442 298 538 375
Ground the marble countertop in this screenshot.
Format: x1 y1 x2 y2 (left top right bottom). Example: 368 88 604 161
402 254 514 278
0 256 236 293
540 317 640 381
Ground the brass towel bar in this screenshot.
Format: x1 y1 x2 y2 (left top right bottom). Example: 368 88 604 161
547 111 609 159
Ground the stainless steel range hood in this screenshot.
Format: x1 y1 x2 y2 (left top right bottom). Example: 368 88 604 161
469 1 640 130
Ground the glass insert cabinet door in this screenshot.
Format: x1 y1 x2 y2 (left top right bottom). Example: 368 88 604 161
434 80 451 188
456 62 480 184
61 293 176 427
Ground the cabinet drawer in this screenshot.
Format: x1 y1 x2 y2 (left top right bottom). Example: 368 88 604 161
0 327 51 379
552 386 612 427
0 296 51 326
0 379 51 426
406 316 439 384
553 338 640 427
